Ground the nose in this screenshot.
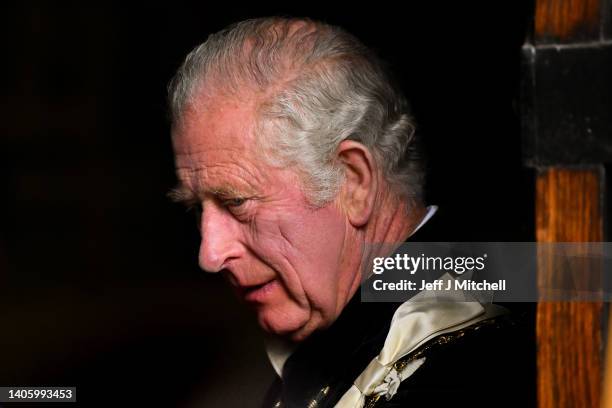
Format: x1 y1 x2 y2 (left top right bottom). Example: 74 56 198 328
198 201 242 273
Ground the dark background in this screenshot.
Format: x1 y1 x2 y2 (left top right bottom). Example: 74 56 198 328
1 2 534 407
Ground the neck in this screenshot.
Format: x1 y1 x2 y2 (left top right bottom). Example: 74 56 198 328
293 190 427 342
339 190 427 311
369 194 426 246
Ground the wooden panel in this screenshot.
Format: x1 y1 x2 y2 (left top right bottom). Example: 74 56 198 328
520 44 612 167
536 167 604 408
603 304 612 408
535 0 601 43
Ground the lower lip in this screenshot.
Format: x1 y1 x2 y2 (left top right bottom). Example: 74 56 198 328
244 280 278 303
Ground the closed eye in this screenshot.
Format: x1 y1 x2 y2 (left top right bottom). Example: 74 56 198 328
222 197 247 208
221 197 253 221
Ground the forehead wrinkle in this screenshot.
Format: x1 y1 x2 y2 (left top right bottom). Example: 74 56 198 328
177 163 265 199
173 95 275 198
177 94 260 147
175 144 267 183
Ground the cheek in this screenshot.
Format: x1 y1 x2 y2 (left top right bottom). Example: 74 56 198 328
275 205 347 307
241 201 348 334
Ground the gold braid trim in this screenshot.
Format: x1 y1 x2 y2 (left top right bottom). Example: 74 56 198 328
271 315 515 408
363 315 511 408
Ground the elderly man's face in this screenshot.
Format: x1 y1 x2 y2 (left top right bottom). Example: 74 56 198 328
172 96 355 340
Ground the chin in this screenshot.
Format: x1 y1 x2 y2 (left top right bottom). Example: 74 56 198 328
256 304 312 340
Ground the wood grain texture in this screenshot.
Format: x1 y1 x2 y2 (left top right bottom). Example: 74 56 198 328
603 304 612 408
536 167 604 408
535 0 601 43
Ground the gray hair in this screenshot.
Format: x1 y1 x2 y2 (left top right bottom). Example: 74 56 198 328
168 17 424 206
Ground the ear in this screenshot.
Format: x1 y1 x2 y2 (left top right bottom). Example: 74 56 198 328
336 140 378 227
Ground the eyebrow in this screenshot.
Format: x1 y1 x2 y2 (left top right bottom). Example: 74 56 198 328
167 185 197 204
167 184 251 205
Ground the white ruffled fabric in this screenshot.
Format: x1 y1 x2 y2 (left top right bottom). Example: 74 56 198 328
372 358 426 401
335 276 505 407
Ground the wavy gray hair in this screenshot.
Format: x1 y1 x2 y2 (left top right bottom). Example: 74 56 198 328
168 17 424 206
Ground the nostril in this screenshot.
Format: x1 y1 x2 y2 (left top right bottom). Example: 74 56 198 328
221 269 238 286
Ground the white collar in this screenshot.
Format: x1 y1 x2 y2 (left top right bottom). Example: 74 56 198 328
265 205 439 377
412 205 437 235
265 333 297 378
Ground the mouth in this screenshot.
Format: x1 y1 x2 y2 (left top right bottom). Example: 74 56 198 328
241 279 278 303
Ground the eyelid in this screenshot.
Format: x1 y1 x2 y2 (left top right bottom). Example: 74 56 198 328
221 197 248 207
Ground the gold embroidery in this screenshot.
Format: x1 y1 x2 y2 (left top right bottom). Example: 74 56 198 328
363 316 507 407
271 317 510 407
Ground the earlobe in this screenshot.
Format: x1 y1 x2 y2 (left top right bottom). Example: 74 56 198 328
336 140 377 227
